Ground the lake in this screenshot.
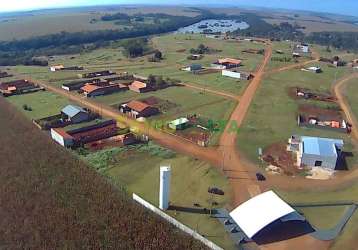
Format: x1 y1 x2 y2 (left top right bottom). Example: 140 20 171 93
176 19 249 34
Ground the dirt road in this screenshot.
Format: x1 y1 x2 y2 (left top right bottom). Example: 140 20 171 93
333 73 358 140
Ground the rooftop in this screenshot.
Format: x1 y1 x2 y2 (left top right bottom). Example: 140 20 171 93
62 105 87 118
170 117 189 126
230 191 304 238
302 136 344 157
218 58 242 65
130 80 147 89
126 100 151 112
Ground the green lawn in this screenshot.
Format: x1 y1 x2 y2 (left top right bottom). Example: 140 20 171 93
6 91 71 120
79 143 235 250
237 62 357 166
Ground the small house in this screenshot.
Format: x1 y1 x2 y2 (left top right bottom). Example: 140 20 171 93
81 82 128 97
61 105 89 124
288 135 344 170
212 58 241 69
120 100 159 119
129 80 152 93
78 70 115 79
50 65 64 72
305 66 322 73
189 54 203 60
168 117 189 130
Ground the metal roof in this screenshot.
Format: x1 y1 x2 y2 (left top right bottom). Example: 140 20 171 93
170 117 189 126
302 136 344 157
230 191 303 238
61 105 86 118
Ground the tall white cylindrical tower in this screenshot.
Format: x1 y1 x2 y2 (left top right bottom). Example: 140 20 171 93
159 165 171 210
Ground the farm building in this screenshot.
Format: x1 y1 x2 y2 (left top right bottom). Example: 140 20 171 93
229 190 306 240
0 79 43 96
242 48 264 54
120 100 159 119
78 70 115 79
51 128 75 147
168 117 189 130
188 54 203 60
0 71 12 78
222 69 254 80
81 82 128 97
61 105 90 124
212 58 241 69
50 65 64 72
51 119 118 147
62 79 101 91
302 66 322 73
129 80 152 93
288 135 344 170
295 43 309 53
182 64 203 72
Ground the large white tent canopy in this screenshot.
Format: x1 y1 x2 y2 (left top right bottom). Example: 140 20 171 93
229 190 305 238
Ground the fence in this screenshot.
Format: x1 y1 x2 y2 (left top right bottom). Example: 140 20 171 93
132 193 223 250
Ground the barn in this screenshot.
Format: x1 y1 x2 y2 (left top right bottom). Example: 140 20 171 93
120 100 159 119
289 135 344 170
61 105 89 124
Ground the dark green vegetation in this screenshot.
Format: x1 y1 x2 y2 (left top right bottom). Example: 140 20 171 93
0 97 205 249
307 32 358 52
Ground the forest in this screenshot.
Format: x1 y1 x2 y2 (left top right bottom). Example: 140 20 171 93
0 97 205 249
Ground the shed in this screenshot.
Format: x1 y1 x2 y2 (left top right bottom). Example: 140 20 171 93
230 190 305 239
61 105 89 123
300 136 344 170
168 117 189 130
129 80 151 93
120 100 159 119
51 128 74 147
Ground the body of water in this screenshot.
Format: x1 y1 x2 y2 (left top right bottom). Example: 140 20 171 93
176 19 249 34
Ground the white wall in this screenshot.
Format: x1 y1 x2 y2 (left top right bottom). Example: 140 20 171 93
222 70 241 79
133 193 223 250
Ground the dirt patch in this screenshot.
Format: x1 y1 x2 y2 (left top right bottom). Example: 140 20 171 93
298 104 343 121
288 87 337 103
263 142 300 175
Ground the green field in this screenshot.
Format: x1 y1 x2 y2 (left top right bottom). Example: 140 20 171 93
237 62 358 166
344 78 358 120
6 91 71 120
79 142 235 249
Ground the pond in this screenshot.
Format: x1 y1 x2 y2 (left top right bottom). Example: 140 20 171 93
176 19 249 34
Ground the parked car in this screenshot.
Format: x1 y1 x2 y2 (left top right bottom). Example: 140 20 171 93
256 173 266 181
208 187 225 195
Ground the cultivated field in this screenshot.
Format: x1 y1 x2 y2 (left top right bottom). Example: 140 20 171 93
0 97 205 249
0 6 200 41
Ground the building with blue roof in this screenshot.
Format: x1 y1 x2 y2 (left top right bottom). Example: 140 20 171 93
289 135 344 170
61 105 89 124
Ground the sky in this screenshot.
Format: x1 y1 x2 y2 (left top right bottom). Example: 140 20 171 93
1 0 358 17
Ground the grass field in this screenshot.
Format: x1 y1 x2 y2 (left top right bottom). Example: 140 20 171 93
276 183 358 250
237 62 358 167
344 78 358 121
8 34 263 96
80 142 235 249
6 91 71 120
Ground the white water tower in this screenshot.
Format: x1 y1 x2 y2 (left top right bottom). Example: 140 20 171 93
159 165 171 210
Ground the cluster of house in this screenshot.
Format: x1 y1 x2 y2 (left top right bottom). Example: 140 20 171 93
50 65 84 72
0 70 12 79
319 56 347 67
0 79 44 97
182 57 253 81
61 71 153 97
298 112 351 134
288 135 344 170
32 103 137 148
